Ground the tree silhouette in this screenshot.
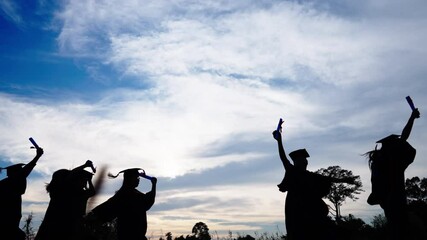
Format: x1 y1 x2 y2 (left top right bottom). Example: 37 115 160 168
166 232 173 240
369 214 388 239
174 235 185 240
405 176 427 239
371 214 387 230
192 222 211 240
315 166 363 221
237 235 255 240
22 212 35 240
405 176 427 204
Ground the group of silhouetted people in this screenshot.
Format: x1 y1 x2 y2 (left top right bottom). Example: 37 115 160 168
0 145 157 240
273 106 421 240
0 100 422 240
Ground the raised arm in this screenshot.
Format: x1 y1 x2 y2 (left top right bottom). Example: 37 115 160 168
272 130 292 170
72 160 95 173
144 177 157 211
22 147 44 178
401 108 420 141
85 176 96 197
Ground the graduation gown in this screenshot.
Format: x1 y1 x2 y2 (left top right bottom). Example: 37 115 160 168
92 188 155 240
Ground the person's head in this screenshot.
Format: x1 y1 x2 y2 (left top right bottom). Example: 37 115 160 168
376 134 400 150
0 163 25 178
365 134 401 169
123 169 141 188
108 168 141 189
46 169 71 193
289 149 309 170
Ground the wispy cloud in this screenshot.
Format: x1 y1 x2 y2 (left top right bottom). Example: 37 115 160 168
0 0 23 26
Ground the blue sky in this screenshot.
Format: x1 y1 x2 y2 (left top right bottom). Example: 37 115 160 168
1 0 427 237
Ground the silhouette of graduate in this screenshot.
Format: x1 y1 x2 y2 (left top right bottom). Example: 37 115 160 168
87 168 157 240
35 160 96 240
0 143 43 240
366 103 420 240
273 120 355 240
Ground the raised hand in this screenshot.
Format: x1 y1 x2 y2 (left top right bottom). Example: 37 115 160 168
85 160 96 173
36 147 44 157
151 177 157 185
273 118 284 141
272 130 282 141
411 108 420 119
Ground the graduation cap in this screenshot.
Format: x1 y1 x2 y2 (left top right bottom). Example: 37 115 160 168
376 134 400 143
108 168 153 180
0 163 26 176
289 149 310 161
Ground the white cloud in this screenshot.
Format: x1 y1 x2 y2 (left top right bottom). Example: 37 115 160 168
0 75 315 178
0 0 23 26
60 0 382 86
